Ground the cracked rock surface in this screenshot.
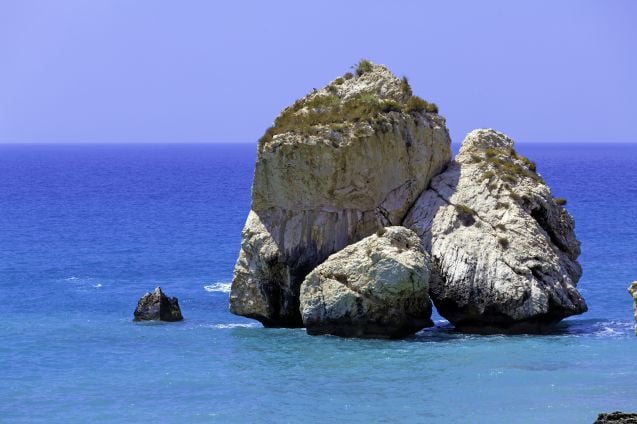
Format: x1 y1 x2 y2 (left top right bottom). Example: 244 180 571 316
230 63 451 327
404 129 587 332
299 226 433 338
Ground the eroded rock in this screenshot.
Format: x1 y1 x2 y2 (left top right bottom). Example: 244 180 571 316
230 62 451 327
404 129 587 332
134 287 183 322
299 226 432 338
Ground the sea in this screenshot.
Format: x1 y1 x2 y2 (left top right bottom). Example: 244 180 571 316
0 142 635 423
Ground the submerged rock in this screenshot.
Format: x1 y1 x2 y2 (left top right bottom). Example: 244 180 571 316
134 287 183 322
629 281 637 335
230 61 451 327
404 129 587 332
299 226 432 338
594 412 637 423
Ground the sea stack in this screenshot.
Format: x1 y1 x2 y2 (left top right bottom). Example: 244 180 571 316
134 287 183 322
229 61 588 336
299 226 433 338
404 129 587 332
229 61 451 328
629 281 637 335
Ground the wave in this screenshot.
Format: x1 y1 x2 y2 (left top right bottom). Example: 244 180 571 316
209 323 258 329
590 320 634 338
204 282 231 293
63 276 103 289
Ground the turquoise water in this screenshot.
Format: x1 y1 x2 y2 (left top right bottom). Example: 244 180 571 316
1 143 635 423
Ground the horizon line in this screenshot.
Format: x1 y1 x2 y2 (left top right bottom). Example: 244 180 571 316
1 140 637 145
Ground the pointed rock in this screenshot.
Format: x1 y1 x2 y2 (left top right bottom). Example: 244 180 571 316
404 129 587 332
134 287 183 322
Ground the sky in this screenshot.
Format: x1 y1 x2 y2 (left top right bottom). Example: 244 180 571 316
0 1 635 144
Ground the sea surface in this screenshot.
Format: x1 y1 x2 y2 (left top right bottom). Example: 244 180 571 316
1 142 636 423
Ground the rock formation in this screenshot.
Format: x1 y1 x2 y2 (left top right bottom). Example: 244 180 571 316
230 61 451 327
594 412 637 424
404 129 587 332
629 281 637 335
134 287 183 322
299 226 432 338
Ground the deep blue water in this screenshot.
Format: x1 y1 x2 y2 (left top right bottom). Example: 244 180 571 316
1 143 636 423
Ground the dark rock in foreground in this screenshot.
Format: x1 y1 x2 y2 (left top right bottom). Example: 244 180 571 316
595 412 637 423
134 287 183 322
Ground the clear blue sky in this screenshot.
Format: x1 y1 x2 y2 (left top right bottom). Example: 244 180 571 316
1 1 635 143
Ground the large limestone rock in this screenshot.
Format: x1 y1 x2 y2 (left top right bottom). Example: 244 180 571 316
230 62 451 327
134 287 183 322
404 129 587 332
299 226 433 338
629 281 637 335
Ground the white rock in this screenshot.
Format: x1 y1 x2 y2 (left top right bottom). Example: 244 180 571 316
230 63 451 327
299 226 432 338
404 129 587 332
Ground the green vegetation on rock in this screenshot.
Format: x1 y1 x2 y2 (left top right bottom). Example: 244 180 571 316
401 76 412 97
356 59 373 76
425 102 439 113
495 201 510 209
404 96 428 113
471 144 544 186
455 204 475 215
258 62 441 146
481 170 496 181
455 204 477 226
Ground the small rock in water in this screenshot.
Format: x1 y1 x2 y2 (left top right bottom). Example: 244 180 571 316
133 287 183 322
594 411 637 423
629 281 637 335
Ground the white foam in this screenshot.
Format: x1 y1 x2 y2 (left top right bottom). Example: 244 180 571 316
204 282 231 293
211 323 257 329
592 320 633 338
92 283 102 288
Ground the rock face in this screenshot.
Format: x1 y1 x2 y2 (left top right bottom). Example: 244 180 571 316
404 129 587 332
299 226 432 338
230 62 451 327
629 281 637 335
134 287 183 322
595 412 637 424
